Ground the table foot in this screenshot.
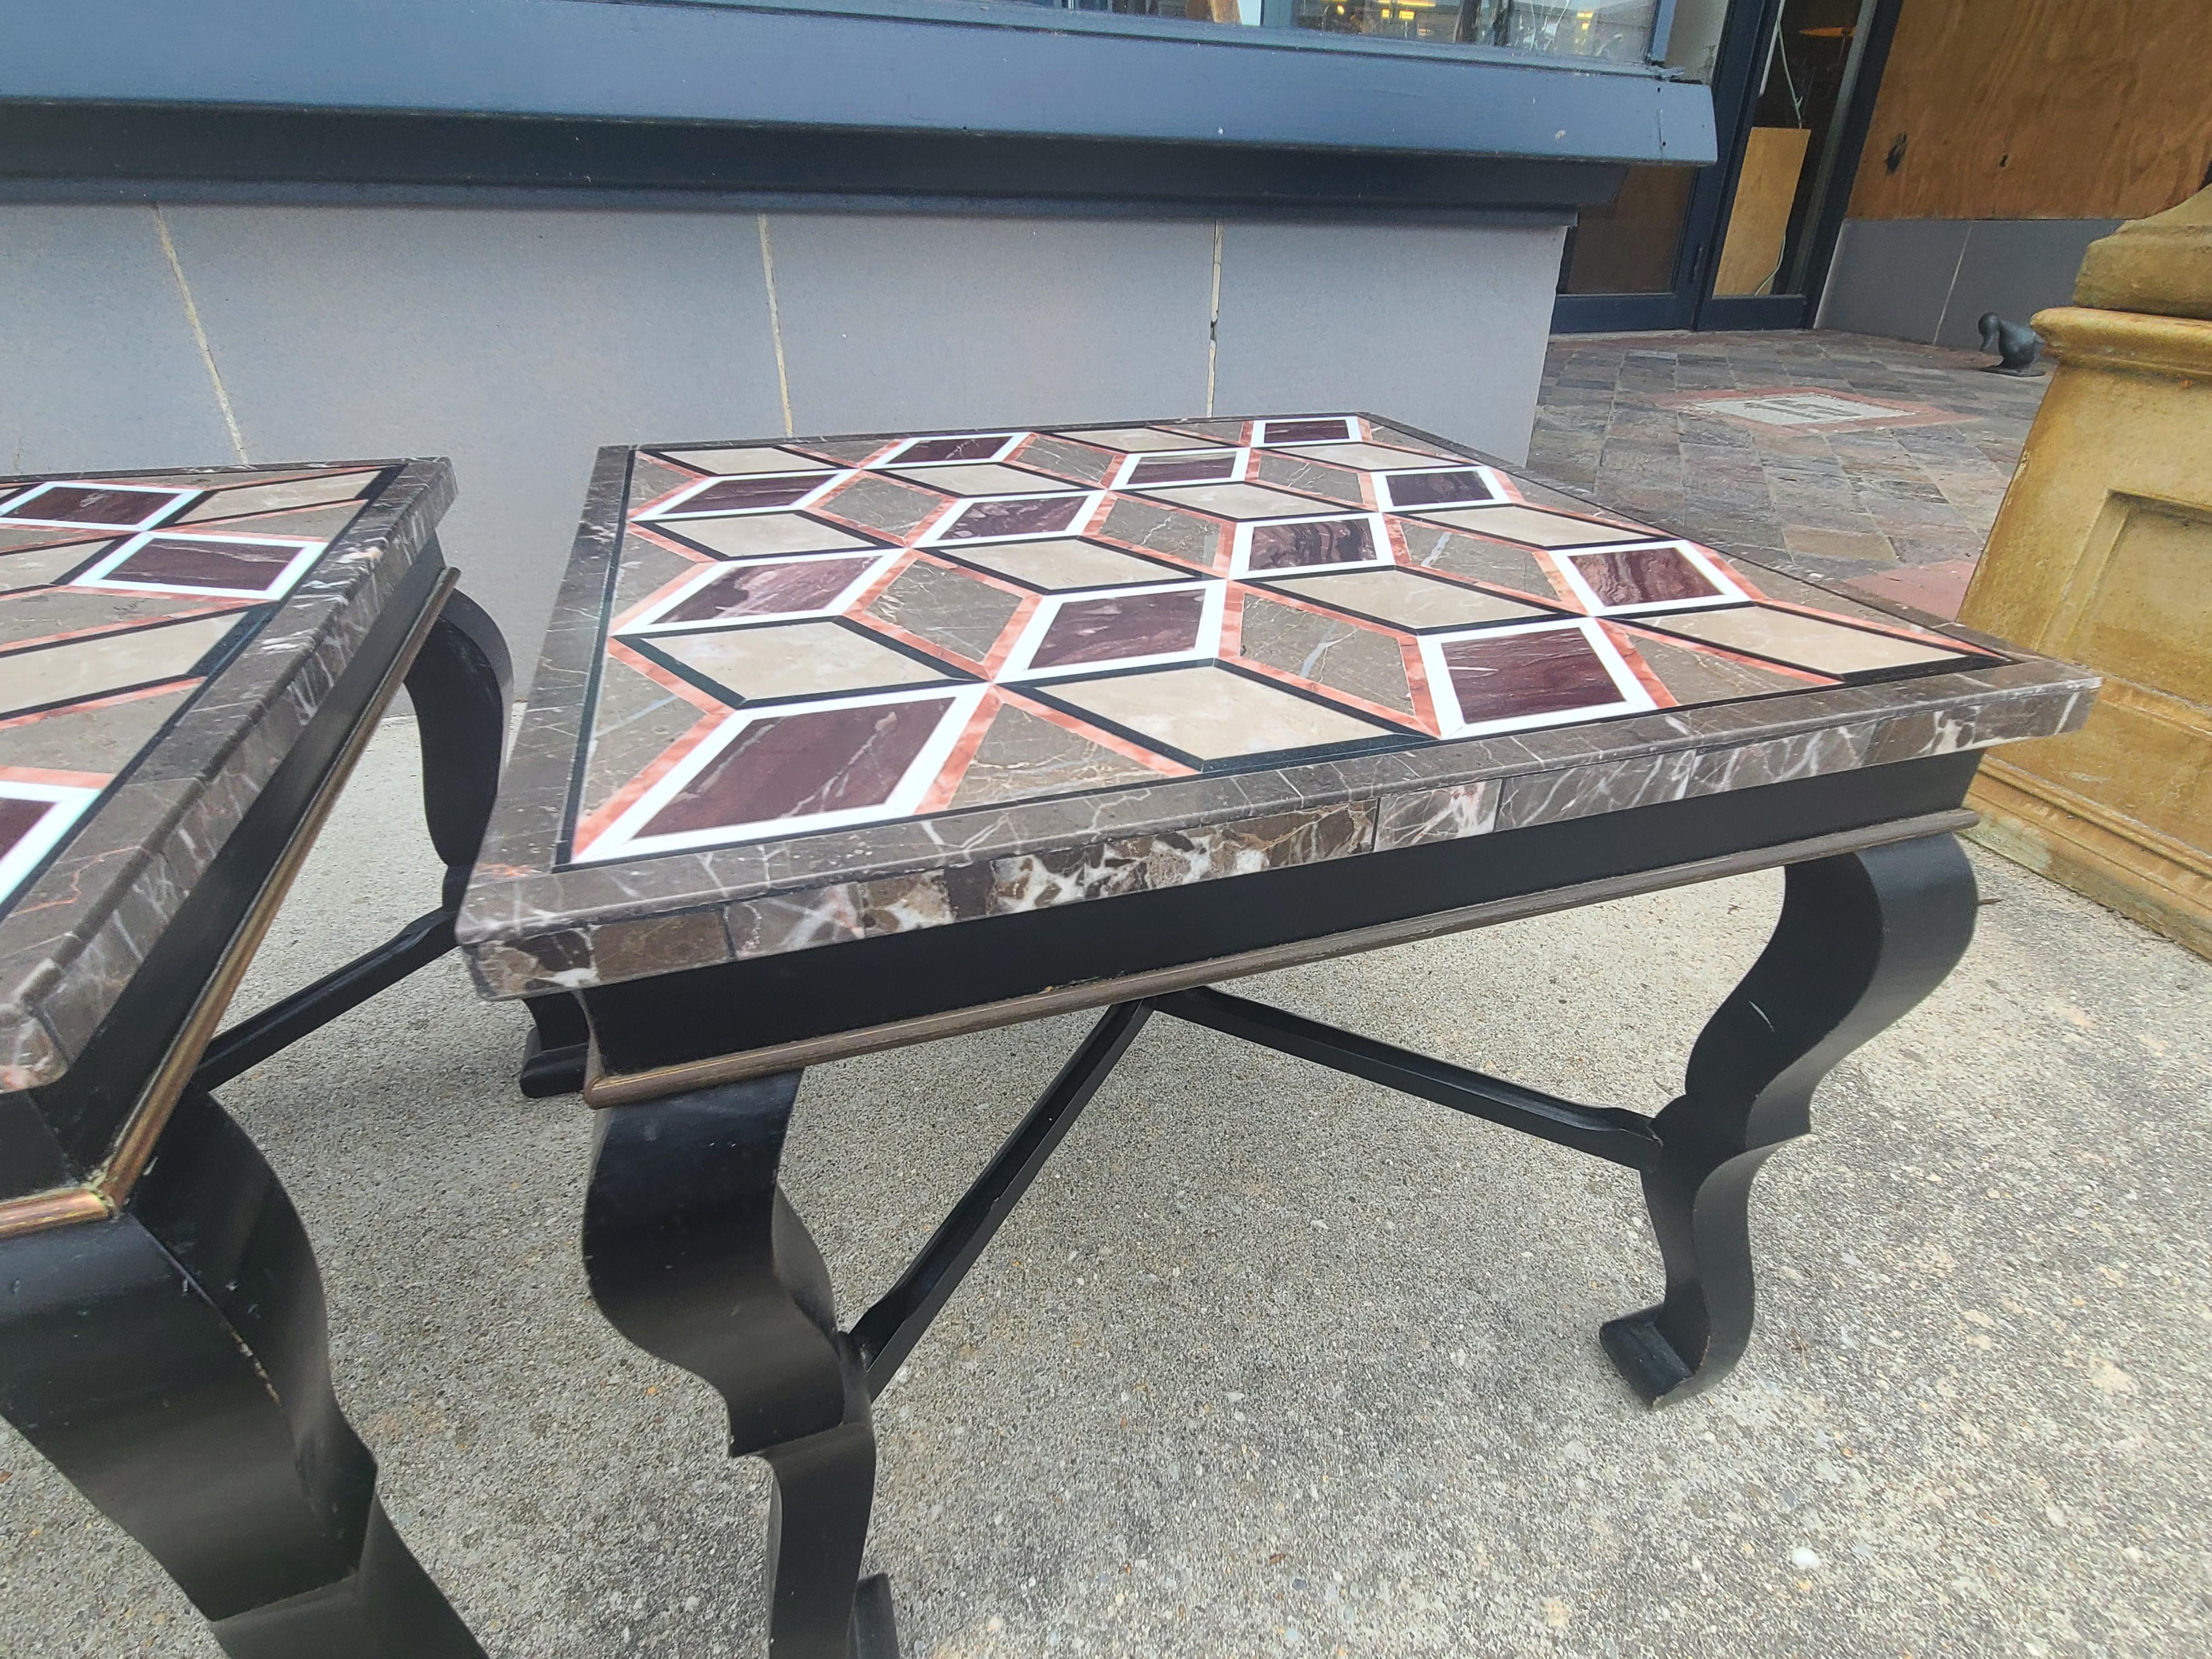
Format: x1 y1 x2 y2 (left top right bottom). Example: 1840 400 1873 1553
519 991 590 1097
1598 1306 1695 1406
1608 833 1978 1406
584 1071 885 1659
853 1573 902 1659
0 1090 482 1658
519 1031 589 1097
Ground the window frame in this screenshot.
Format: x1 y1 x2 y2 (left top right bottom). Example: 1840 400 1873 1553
0 0 1718 207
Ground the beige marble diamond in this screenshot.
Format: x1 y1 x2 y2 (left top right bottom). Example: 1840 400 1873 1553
1414 505 1651 548
1045 663 1392 760
1259 567 1548 630
1136 482 1339 521
651 621 951 703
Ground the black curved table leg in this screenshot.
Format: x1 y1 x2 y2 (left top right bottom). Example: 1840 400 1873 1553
404 579 589 1099
0 1089 484 1658
582 1073 900 1659
1602 832 1980 1406
195 575 516 1092
404 579 513 912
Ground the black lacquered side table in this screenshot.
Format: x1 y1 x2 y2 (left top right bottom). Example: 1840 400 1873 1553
0 460 510 1658
459 413 2095 1658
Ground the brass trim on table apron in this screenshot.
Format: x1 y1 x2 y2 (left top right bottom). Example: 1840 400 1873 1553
582 805 1980 1108
0 571 458 1242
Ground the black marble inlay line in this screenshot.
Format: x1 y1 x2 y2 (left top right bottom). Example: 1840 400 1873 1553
1735 597 2002 659
1080 515 1228 577
557 447 650 869
644 471 851 520
1014 658 1423 774
1405 505 1661 548
1248 572 1576 636
622 617 984 714
0 539 120 585
930 541 1197 592
1632 603 1995 683
0 608 265 724
872 462 1077 499
646 514 894 564
637 447 832 481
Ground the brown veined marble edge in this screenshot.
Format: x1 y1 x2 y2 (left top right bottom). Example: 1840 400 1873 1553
458 417 2099 998
0 460 454 1091
458 658 2096 1000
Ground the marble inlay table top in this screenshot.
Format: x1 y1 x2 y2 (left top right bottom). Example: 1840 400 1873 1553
0 460 452 1088
459 414 2094 1001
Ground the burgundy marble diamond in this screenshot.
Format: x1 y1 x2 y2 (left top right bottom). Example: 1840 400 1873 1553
1125 454 1239 486
940 496 1089 540
659 558 877 624
900 437 1008 465
1384 469 1493 509
1440 628 1623 726
675 475 825 514
642 697 953 836
105 537 304 592
0 795 55 861
1265 420 1353 444
1568 545 1721 607
1030 588 1208 669
4 484 178 526
1244 518 1376 572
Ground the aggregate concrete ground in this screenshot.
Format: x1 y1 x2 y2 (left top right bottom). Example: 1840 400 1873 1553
3 719 2207 1658
1527 330 2048 622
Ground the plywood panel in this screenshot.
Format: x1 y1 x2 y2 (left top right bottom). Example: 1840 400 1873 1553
1715 127 1814 294
1849 0 2212 221
1560 165 1696 294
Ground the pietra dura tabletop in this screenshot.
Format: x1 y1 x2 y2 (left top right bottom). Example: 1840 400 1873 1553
0 460 511 1659
453 414 2092 1659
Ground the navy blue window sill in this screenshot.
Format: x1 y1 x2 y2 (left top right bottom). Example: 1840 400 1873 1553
0 0 1716 213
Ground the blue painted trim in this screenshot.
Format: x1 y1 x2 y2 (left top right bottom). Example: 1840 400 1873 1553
0 0 1717 167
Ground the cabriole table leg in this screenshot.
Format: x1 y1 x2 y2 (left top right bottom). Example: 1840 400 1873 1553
1603 832 1980 1406
581 1071 900 1659
0 1089 483 1658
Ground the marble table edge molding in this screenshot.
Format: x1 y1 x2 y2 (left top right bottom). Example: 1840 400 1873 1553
0 458 456 1089
0 453 514 1659
455 416 2096 1001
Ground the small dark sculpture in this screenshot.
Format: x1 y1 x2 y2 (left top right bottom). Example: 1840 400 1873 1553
1979 313 2044 375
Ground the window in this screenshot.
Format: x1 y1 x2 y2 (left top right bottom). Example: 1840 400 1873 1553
940 0 1674 62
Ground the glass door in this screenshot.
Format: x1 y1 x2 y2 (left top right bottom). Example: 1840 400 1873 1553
1551 0 1900 333
1700 0 1886 326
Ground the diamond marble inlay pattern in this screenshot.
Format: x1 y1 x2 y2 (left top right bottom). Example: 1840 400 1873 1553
0 463 395 913
562 415 2007 866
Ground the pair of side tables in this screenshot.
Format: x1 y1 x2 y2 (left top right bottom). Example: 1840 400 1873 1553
0 416 2093 1658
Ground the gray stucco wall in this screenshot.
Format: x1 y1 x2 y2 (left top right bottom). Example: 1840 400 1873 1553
0 203 1565 677
1814 216 2121 351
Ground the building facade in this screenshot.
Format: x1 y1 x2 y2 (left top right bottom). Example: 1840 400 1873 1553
0 0 1711 670
1551 0 2212 342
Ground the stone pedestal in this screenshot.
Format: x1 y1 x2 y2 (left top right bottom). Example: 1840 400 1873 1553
1959 188 2212 956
